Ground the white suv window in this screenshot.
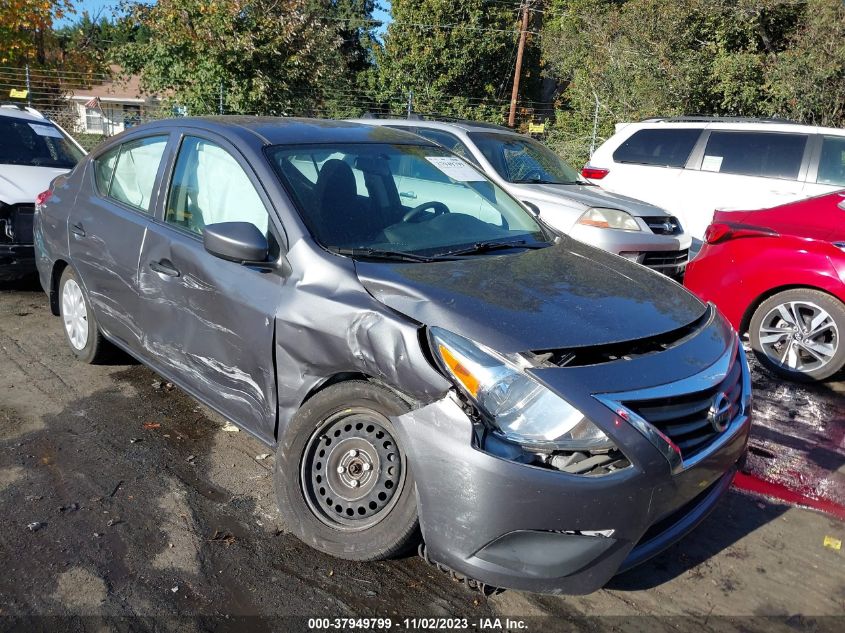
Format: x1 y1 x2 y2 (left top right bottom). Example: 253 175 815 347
817 136 845 187
612 128 701 167
701 131 807 180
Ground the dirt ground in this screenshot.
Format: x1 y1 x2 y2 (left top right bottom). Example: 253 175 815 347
0 279 843 633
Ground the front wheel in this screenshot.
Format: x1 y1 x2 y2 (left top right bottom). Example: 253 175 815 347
749 288 845 382
274 380 419 561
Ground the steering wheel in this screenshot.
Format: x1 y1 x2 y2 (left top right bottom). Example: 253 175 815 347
402 201 450 223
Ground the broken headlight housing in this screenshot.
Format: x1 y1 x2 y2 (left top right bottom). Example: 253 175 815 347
429 327 616 452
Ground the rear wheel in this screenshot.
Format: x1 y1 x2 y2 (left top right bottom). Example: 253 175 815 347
58 266 112 364
274 380 418 561
749 288 845 382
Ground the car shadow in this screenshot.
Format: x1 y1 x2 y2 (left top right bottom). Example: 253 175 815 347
606 488 790 590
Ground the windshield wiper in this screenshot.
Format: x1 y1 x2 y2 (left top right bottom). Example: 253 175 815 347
511 178 563 184
432 240 552 258
331 247 435 263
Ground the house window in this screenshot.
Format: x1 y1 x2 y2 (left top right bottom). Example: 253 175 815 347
85 107 103 134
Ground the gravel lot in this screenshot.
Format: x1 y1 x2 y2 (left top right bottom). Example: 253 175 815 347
0 279 843 633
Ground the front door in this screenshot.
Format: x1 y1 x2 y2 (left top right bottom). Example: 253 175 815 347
68 134 170 348
137 134 283 441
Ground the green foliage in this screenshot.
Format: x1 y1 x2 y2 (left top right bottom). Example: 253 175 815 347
371 0 540 122
541 0 844 166
113 0 378 116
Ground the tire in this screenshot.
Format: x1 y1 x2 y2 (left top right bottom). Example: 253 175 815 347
274 380 419 561
58 266 112 364
749 288 845 382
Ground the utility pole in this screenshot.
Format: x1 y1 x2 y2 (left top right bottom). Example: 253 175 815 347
25 64 32 108
218 82 224 115
406 89 413 119
508 1 531 128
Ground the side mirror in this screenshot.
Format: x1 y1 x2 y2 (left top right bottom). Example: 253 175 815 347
203 221 269 264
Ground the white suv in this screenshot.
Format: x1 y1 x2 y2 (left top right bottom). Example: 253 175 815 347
0 105 84 281
584 117 845 246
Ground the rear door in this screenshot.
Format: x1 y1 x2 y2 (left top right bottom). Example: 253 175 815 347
136 132 284 441
68 134 171 349
678 130 810 239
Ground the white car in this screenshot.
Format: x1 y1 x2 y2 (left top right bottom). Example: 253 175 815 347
583 116 845 247
0 105 84 281
351 118 692 278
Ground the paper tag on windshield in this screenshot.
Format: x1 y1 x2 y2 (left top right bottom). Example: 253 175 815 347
28 123 64 139
701 155 723 172
425 156 485 181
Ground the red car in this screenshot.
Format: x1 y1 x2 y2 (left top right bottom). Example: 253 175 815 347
685 191 845 382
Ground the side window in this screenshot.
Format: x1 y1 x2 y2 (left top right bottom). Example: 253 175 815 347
165 136 269 235
93 146 119 196
415 129 479 165
108 136 169 212
613 128 702 167
702 131 807 180
817 136 845 186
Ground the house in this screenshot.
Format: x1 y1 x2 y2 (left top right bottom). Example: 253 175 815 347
67 65 162 136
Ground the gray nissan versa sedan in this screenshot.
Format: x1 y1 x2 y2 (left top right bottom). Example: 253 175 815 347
34 117 751 594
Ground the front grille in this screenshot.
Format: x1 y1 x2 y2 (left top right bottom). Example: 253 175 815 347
641 249 688 270
642 216 682 235
623 349 743 461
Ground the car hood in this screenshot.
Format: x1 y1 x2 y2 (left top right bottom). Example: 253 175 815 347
513 183 672 217
0 165 69 205
355 239 706 353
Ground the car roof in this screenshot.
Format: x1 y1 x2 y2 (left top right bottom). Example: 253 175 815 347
0 104 50 123
133 116 436 146
620 116 845 137
347 117 520 136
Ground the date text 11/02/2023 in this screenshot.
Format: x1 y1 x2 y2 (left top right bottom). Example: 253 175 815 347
307 618 529 630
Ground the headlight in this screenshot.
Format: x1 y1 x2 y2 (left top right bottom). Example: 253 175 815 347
429 327 615 451
577 207 641 231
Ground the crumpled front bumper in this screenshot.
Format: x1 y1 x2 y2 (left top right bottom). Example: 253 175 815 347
390 315 750 594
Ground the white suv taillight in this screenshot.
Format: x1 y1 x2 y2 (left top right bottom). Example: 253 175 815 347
581 166 609 180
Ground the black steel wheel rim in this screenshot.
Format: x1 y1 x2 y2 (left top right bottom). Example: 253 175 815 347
300 407 405 530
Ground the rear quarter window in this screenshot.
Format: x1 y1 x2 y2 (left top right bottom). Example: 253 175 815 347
613 128 702 167
702 131 807 180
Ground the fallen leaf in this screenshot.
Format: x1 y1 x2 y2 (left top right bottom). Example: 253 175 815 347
823 535 842 551
143 422 161 430
255 453 271 461
221 422 240 432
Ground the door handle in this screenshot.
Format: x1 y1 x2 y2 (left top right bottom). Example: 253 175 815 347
70 222 85 237
400 191 417 199
149 259 181 277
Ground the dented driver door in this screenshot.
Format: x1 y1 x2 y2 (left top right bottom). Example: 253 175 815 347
136 132 283 442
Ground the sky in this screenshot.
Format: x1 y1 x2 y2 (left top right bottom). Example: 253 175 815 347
58 0 394 33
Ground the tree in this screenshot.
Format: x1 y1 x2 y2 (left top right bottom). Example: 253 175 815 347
766 0 845 126
540 0 807 164
0 0 73 65
372 0 542 122
114 0 368 116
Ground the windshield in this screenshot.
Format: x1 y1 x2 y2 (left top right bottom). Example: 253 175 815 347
468 132 582 185
267 143 549 258
0 118 83 169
